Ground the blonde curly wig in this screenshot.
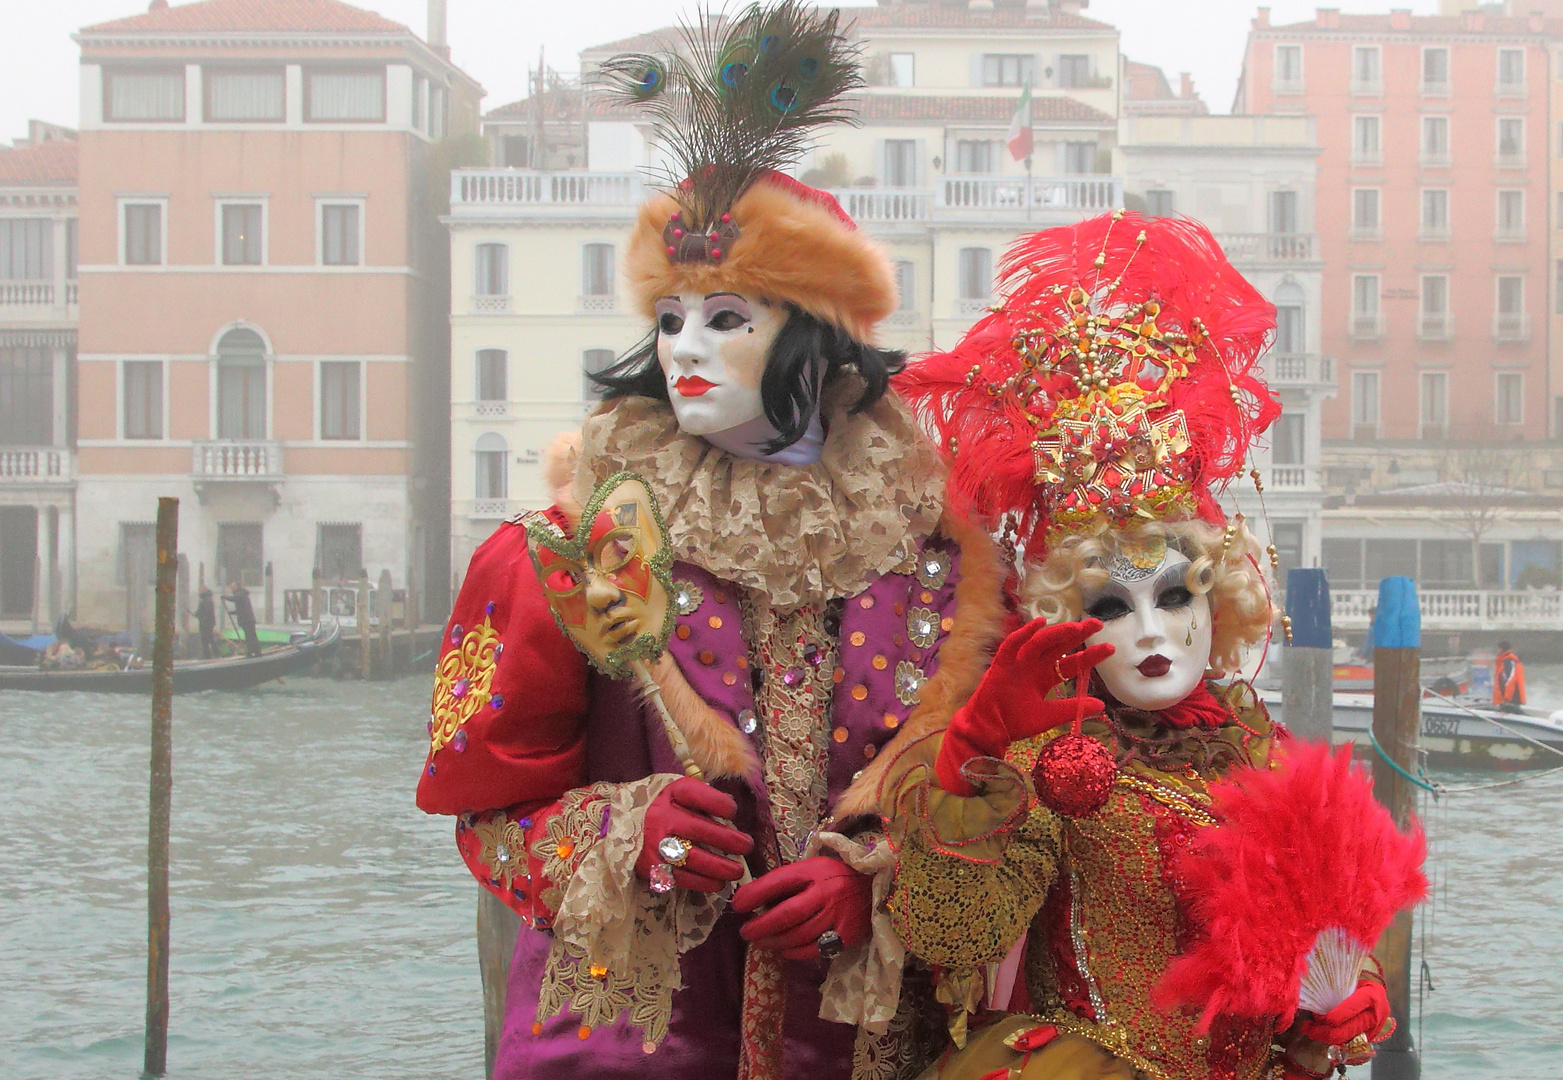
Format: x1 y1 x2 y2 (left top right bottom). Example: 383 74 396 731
1017 518 1276 675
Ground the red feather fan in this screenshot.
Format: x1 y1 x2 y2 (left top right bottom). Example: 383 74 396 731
1151 741 1428 1032
895 212 1280 552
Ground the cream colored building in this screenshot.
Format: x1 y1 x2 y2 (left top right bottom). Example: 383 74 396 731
448 0 1128 573
1118 112 1330 579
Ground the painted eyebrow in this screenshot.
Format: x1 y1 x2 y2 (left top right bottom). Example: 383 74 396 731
1153 563 1191 592
704 291 746 301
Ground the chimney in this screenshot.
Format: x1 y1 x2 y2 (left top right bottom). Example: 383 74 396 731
428 0 449 57
1179 72 1195 99
1255 7 1271 28
1389 8 1412 29
1462 9 1485 30
1315 8 1340 29
1530 10 1546 31
148 0 168 9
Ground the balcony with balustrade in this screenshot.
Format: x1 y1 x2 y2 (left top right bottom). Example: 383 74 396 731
0 279 78 322
1214 232 1318 266
451 170 1124 227
0 447 73 487
1332 588 1563 632
191 441 283 501
1262 353 1334 389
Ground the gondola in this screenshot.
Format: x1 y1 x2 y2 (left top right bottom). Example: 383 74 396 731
0 619 341 693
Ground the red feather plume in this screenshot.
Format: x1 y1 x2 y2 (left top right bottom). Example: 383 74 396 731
1151 741 1428 1031
895 211 1280 552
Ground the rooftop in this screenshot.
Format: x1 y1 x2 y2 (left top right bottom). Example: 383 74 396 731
0 139 78 186
586 91 1112 125
1262 9 1563 36
80 0 407 36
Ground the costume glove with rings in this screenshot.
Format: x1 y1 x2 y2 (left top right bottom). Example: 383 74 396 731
634 776 753 893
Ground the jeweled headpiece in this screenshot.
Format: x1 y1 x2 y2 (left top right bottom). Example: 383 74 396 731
897 211 1280 553
600 1 896 342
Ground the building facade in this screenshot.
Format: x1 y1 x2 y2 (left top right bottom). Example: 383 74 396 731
1119 112 1331 579
72 0 480 625
0 128 78 627
448 0 1129 573
1238 6 1553 444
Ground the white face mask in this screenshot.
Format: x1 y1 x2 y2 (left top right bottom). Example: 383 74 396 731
1079 546 1212 711
654 291 786 436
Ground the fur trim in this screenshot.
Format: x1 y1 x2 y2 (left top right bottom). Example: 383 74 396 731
624 180 897 344
543 431 583 522
832 510 1012 819
647 655 762 781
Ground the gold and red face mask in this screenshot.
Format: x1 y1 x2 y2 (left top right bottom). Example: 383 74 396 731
528 473 673 678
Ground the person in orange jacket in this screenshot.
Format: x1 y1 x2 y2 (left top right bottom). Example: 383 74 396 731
1494 640 1527 712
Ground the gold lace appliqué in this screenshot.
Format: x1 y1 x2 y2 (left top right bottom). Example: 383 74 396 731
472 815 529 892
430 615 500 754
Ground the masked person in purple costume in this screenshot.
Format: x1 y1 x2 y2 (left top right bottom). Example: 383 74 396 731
416 6 1009 1078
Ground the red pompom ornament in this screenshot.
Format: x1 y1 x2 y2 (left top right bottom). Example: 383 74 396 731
1031 732 1116 818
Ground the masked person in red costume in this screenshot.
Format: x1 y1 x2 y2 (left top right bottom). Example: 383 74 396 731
881 212 1407 1080
416 6 1008 1078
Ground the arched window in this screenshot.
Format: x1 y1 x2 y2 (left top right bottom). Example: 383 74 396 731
216 327 266 440
1272 282 1305 354
474 432 508 499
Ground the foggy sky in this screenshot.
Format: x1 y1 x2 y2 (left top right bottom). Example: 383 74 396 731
1 0 1441 145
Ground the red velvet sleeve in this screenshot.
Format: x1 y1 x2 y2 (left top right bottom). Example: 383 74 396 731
416 517 590 817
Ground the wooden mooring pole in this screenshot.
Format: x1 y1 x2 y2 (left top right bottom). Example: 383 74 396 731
477 888 521 1079
144 497 179 1078
1371 575 1420 1080
1281 568 1334 741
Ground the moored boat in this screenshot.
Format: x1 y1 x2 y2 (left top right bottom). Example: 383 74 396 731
0 620 341 693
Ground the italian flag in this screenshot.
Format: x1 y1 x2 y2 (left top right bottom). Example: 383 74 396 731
1007 78 1034 161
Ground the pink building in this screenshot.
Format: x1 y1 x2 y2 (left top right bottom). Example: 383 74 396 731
72 0 480 625
1238 6 1552 443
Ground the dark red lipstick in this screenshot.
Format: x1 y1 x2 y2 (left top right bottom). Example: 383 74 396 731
1137 654 1171 678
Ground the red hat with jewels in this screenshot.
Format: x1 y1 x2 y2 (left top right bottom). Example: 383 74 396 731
600 2 896 343
897 210 1281 554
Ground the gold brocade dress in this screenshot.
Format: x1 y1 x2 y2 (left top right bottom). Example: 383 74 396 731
883 682 1285 1080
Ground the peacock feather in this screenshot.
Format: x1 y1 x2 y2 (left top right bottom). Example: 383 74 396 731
595 1 863 232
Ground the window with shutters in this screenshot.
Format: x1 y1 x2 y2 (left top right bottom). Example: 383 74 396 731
306 69 385 122
1268 190 1298 233
122 202 163 266
1497 190 1525 240
883 140 917 186
582 348 615 402
1274 303 1304 354
205 69 284 122
894 261 916 311
1422 47 1450 94
320 361 361 440
1352 116 1381 164
1496 372 1524 425
957 247 993 302
0 219 52 282
104 69 184 122
1057 55 1092 88
476 349 507 401
0 346 53 445
123 361 163 439
1497 117 1525 165
1350 274 1381 339
1351 46 1381 94
1497 48 1526 92
319 202 361 265
582 243 615 296
219 202 264 265
1420 275 1450 340
475 243 508 296
1272 413 1305 465
1273 45 1303 91
1421 115 1450 165
1350 188 1380 238
1421 189 1449 239
1351 370 1380 439
1420 372 1449 439
953 140 996 174
980 55 1034 88
474 433 508 499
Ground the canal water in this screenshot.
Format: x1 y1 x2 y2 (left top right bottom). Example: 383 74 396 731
2 671 1561 1078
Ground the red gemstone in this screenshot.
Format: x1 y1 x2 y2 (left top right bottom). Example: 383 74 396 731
673 228 684 237
710 248 722 258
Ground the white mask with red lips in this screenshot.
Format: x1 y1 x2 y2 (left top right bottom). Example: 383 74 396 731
1079 547 1213 712
655 290 786 434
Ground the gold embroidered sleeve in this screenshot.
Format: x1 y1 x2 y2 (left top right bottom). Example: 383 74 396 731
885 752 1062 970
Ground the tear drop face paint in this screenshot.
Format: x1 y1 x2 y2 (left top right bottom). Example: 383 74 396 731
654 291 786 435
1080 546 1213 711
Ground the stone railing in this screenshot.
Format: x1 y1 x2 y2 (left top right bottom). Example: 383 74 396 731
1263 353 1333 386
191 440 282 479
454 170 642 207
1332 588 1563 631
0 447 71 481
939 176 1121 213
1214 233 1316 263
1266 465 1314 490
0 281 53 306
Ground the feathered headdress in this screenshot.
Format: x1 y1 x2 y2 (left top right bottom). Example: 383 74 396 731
599 2 895 342
896 211 1280 552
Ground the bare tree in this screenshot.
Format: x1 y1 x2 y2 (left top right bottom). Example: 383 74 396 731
1435 428 1532 588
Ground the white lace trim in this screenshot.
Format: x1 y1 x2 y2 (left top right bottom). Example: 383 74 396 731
806 829 906 1036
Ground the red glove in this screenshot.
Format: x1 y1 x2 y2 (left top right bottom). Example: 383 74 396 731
731 857 873 960
935 618 1114 796
635 777 754 893
1299 980 1392 1046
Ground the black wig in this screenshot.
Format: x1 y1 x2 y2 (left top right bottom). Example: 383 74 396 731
589 306 907 454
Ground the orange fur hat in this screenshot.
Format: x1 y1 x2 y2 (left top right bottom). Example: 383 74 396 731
624 172 897 344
